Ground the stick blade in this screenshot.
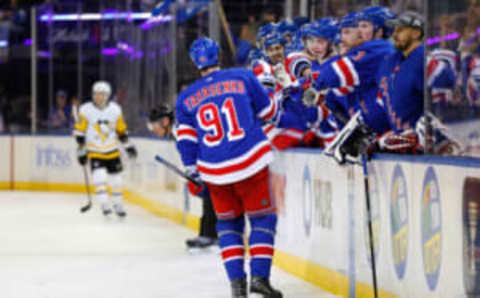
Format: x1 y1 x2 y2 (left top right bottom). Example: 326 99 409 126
80 202 92 213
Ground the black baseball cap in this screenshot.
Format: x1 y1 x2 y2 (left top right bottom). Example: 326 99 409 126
388 11 424 32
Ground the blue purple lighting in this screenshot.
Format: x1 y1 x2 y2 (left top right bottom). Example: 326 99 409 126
117 42 135 54
141 15 173 30
23 39 32 46
0 40 8 47
102 48 119 55
103 10 124 20
37 51 51 58
39 12 152 22
426 27 480 46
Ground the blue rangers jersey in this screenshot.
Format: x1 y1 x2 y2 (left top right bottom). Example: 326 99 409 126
313 39 394 134
377 45 425 133
314 54 353 130
427 55 456 104
175 68 277 185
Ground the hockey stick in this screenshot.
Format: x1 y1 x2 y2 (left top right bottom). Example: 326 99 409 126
325 102 379 298
72 105 93 213
361 153 378 298
154 155 201 187
80 165 93 213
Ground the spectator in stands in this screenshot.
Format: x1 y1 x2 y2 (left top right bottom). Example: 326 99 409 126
260 6 278 26
70 94 80 124
0 3 12 43
467 55 480 107
458 0 480 101
240 13 258 46
6 95 30 133
459 0 480 56
0 84 6 132
48 90 72 132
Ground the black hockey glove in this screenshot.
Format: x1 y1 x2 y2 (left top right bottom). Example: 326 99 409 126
126 145 137 159
324 112 376 165
77 147 87 166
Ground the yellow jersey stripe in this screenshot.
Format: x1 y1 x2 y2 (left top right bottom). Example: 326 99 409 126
116 114 127 135
86 142 119 151
74 114 88 132
87 151 120 160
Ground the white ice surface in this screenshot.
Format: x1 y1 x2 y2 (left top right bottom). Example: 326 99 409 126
0 191 334 298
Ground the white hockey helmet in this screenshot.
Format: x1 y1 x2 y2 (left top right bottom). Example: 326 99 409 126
92 81 112 98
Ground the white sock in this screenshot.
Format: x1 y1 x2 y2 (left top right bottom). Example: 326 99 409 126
109 173 124 207
92 168 110 208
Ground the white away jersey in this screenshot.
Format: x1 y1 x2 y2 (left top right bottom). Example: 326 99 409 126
73 101 127 160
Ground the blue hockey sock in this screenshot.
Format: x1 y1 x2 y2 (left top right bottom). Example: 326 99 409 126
217 216 246 281
249 213 277 278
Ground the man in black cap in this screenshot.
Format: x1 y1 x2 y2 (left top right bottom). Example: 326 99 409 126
373 11 426 154
389 11 424 58
147 104 218 251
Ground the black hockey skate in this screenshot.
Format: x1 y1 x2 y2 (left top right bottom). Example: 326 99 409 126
230 277 247 298
102 206 112 216
185 236 216 249
113 204 127 218
250 277 283 298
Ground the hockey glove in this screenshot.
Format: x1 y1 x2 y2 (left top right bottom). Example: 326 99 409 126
273 63 293 88
298 77 325 108
77 147 87 166
302 87 319 107
376 130 419 154
324 112 376 165
125 144 138 159
186 169 208 198
415 113 463 156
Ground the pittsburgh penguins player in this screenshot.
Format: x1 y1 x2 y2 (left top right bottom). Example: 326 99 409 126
73 81 137 217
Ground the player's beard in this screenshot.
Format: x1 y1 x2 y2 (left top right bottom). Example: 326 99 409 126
394 34 414 52
269 53 284 65
266 45 285 65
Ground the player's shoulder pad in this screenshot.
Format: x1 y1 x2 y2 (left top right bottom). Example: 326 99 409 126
79 101 93 114
106 101 122 115
108 101 121 110
175 86 195 112
252 60 273 75
402 45 424 73
220 68 258 85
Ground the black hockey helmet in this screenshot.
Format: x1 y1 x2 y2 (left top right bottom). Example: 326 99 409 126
148 104 174 123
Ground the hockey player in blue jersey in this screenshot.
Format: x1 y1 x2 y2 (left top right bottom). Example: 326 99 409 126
262 32 292 90
285 19 338 81
175 37 283 298
328 12 424 158
250 31 327 150
427 49 457 115
280 19 345 147
377 11 424 134
467 56 480 107
277 20 297 47
310 6 395 136
384 12 461 155
256 23 278 50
